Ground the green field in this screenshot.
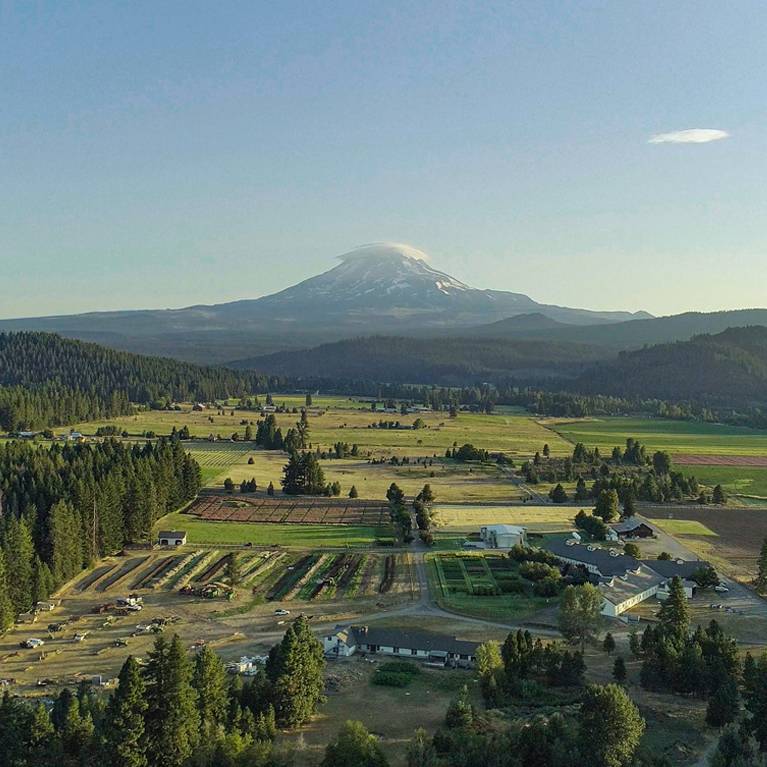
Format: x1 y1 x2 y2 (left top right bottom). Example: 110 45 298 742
647 519 718 536
683 465 767 499
154 511 388 547
548 417 767 456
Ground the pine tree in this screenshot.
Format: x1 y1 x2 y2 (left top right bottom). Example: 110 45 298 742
706 678 739 728
579 684 645 767
192 645 229 738
48 500 84 585
2 516 35 614
103 656 148 767
712 484 727 504
267 616 325 727
445 685 474 729
406 727 436 767
603 632 616 655
613 656 627 683
0 550 15 630
348 485 358 499
144 635 200 767
756 538 767 592
658 577 689 640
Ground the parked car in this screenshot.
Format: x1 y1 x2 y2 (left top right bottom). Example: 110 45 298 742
20 638 45 649
714 584 729 593
274 609 290 616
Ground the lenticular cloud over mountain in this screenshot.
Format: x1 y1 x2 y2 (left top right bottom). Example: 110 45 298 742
337 242 432 263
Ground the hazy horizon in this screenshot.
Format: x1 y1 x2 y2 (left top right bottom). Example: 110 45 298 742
2 2 765 318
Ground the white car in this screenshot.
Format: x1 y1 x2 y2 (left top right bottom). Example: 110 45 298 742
274 609 290 616
714 584 729 593
21 638 45 649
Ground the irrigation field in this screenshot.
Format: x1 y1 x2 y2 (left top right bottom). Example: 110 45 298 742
188 495 390 525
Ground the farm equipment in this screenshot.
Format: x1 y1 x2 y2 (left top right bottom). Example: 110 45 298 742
92 603 114 614
47 623 65 633
180 581 234 600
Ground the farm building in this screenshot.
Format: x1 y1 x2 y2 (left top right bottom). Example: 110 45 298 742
323 625 479 667
157 530 187 546
547 539 709 616
607 518 655 541
479 524 527 549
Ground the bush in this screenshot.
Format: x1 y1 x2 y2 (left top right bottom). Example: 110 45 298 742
372 671 412 688
519 561 561 582
534 576 562 597
378 661 420 676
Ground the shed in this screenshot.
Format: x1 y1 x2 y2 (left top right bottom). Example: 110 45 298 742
158 530 187 546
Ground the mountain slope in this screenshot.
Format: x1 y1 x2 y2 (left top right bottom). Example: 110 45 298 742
467 309 767 349
573 326 767 404
0 243 649 362
232 335 608 385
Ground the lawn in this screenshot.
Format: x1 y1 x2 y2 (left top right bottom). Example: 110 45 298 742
547 416 767 457
154 511 389 548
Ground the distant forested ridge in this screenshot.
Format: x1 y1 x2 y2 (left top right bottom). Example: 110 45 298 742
0 438 200 627
573 326 767 405
0 332 284 430
234 335 606 384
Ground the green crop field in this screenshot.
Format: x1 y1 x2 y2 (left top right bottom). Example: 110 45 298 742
683 465 767 499
154 511 389 547
547 416 767 456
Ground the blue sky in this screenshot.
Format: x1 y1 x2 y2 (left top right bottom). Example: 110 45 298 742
1 1 765 318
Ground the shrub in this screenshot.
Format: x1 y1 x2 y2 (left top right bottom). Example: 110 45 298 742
372 671 412 688
519 561 561 582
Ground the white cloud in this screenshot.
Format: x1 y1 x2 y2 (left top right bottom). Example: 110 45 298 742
648 128 729 144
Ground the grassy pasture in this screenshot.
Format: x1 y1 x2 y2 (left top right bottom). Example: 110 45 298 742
547 416 767 456
681 464 767 499
154 511 388 548
648 519 718 537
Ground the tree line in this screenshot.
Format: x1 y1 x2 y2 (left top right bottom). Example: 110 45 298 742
0 332 283 430
0 438 200 628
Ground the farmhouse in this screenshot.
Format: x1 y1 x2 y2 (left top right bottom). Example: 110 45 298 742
608 518 655 541
479 524 527 549
323 625 479 667
547 539 709 617
157 530 187 546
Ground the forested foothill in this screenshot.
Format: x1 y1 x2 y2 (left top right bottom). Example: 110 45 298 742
0 332 283 431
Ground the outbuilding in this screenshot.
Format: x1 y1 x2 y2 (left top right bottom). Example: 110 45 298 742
158 530 187 546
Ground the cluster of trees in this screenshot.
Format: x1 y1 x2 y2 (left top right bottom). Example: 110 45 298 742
0 439 200 628
634 579 740 725
0 332 281 431
386 483 412 542
254 412 309 453
413 484 435 544
281 451 327 495
447 443 490 462
474 629 586 706
0 618 323 767
418 679 645 767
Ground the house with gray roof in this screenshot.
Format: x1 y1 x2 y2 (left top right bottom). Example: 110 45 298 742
322 625 479 667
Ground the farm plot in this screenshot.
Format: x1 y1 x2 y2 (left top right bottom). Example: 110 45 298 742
648 508 767 579
96 557 150 592
187 495 389 526
428 553 553 621
186 443 254 485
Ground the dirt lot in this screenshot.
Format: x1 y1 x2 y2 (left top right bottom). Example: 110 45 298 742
647 508 767 580
189 494 390 525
